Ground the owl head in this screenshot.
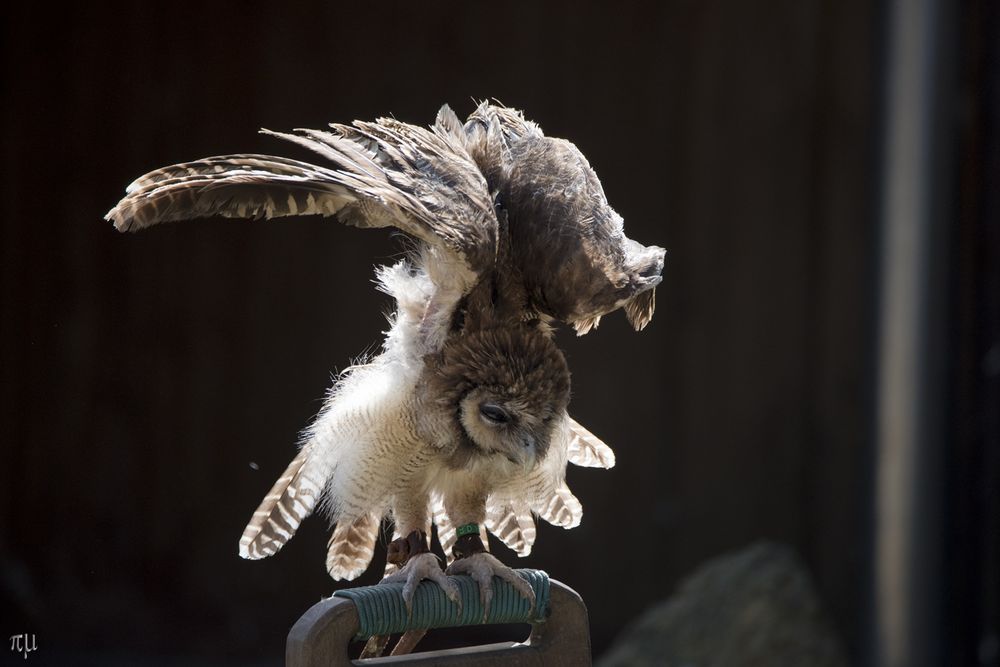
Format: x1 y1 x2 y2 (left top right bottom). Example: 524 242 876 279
428 325 570 468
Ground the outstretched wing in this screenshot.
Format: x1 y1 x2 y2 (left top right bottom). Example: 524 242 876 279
106 105 498 285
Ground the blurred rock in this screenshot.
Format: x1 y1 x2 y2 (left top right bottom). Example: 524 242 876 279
597 541 849 667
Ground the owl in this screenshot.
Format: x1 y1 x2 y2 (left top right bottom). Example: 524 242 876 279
106 102 661 635
236 260 615 618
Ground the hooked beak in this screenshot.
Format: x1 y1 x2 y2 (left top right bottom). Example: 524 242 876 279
502 433 536 466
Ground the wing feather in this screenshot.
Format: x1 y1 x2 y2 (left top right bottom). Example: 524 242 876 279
108 156 356 231
485 502 537 557
535 482 583 529
566 417 616 469
107 114 498 281
476 414 595 558
125 154 329 193
239 444 325 560
326 513 381 581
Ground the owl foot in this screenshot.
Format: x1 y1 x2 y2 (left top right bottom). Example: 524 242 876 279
446 551 535 622
363 531 460 658
380 551 462 617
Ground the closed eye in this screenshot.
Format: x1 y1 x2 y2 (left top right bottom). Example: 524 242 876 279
479 403 511 425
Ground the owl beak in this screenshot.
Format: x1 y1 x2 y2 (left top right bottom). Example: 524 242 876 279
505 434 536 466
500 434 536 466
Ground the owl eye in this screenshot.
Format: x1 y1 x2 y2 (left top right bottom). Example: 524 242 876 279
479 403 511 425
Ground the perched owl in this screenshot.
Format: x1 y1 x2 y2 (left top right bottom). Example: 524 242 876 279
106 102 661 627
235 260 615 618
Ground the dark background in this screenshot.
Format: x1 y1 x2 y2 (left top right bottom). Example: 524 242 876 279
1 2 996 665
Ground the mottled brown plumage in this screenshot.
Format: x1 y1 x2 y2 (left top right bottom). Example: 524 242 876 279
106 102 665 336
464 105 665 332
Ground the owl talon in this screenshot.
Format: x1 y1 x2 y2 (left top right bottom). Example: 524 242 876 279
446 552 535 622
381 551 462 617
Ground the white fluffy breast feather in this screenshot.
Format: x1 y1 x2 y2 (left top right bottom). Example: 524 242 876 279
375 260 437 362
303 260 436 524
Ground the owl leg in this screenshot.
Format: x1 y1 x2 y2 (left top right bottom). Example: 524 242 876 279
379 530 460 614
360 624 427 659
442 491 536 622
380 495 462 616
360 492 463 659
446 531 536 622
360 531 447 660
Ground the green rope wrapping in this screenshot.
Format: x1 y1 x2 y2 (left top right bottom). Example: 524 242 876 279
334 569 550 640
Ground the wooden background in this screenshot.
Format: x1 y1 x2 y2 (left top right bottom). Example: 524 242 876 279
3 1 991 664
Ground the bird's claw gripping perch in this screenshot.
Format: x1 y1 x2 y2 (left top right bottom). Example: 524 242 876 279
446 530 535 622
379 530 462 617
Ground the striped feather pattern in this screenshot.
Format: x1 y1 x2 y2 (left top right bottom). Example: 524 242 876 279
106 111 498 277
125 154 332 193
566 417 616 469
535 482 583 529
326 513 381 581
485 503 537 557
108 155 356 232
239 445 324 560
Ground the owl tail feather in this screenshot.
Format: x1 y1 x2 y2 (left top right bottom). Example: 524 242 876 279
239 444 323 560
